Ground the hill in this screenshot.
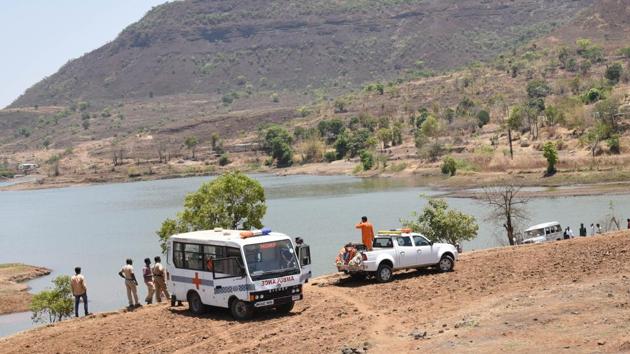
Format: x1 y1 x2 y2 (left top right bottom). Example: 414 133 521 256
1 231 629 353
9 0 593 108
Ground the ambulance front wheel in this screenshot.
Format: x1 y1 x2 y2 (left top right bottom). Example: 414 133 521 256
187 291 206 315
230 299 254 321
277 301 294 315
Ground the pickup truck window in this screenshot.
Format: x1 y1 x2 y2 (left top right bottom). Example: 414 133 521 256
413 236 431 246
373 238 393 248
395 236 413 247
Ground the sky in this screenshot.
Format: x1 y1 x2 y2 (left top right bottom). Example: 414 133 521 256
0 0 170 108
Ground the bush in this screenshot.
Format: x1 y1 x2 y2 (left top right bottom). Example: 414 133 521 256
218 153 230 166
31 275 73 323
526 79 552 98
260 125 293 167
271 92 279 103
477 110 490 128
607 135 620 154
324 151 338 163
402 198 478 245
425 142 444 162
542 141 558 175
605 63 623 84
441 156 457 176
334 131 350 159
359 150 374 170
583 88 603 104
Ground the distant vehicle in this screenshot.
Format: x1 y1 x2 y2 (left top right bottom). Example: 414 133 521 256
521 222 563 244
335 229 458 283
17 163 38 174
166 228 311 320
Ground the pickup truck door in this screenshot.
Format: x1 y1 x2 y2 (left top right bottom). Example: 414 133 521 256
394 236 416 268
413 235 437 265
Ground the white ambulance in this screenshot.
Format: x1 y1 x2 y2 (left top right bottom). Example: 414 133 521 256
166 228 312 320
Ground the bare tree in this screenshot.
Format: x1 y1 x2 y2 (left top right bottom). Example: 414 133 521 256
482 184 529 246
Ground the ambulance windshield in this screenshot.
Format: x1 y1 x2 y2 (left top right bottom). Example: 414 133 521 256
244 240 300 281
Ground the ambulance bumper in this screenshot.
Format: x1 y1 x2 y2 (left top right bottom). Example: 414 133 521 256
253 294 302 308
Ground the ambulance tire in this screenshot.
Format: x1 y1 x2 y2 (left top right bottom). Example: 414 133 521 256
277 301 294 315
230 299 254 321
187 291 206 315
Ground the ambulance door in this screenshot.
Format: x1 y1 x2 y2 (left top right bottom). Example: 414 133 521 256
296 244 312 282
211 247 248 308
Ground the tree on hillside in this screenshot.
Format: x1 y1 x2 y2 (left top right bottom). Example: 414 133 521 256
483 184 529 246
420 115 439 141
506 106 524 159
605 63 623 84
260 125 293 167
184 136 199 160
402 198 478 245
156 172 266 252
31 275 73 324
542 141 558 176
210 133 220 152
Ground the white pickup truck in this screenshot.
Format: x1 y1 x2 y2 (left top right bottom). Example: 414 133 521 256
336 230 459 282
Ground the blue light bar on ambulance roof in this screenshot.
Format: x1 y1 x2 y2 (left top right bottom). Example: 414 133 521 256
240 227 272 238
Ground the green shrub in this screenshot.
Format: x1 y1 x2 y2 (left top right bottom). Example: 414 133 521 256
218 153 230 166
542 141 558 175
359 150 374 170
441 156 457 176
30 275 73 323
607 135 620 154
583 88 603 104
324 151 338 162
605 63 623 84
477 110 490 128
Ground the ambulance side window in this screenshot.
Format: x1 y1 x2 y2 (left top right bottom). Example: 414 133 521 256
173 242 184 268
184 244 204 270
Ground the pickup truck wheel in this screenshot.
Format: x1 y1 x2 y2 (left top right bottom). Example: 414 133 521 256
438 255 454 272
230 299 254 321
376 263 393 283
187 291 205 315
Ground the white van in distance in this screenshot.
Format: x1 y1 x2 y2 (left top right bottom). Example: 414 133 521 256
166 228 312 320
521 222 563 244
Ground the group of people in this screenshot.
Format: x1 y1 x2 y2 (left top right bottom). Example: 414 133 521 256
118 256 170 308
70 256 171 318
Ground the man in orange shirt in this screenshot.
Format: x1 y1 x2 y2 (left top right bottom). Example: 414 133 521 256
356 216 375 250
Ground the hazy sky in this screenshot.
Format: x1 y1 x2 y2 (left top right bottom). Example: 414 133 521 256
0 0 170 108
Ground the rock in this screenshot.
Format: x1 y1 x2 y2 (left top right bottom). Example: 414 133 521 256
598 341 606 346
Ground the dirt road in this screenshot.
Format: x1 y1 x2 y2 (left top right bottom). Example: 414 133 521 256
2 232 630 353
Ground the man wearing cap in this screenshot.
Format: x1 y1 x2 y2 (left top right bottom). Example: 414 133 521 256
355 216 375 251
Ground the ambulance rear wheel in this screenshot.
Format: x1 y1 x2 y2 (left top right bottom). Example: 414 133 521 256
187 291 205 315
230 299 253 321
277 301 294 315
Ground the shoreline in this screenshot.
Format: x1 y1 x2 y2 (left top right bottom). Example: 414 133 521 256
3 165 630 199
0 264 51 315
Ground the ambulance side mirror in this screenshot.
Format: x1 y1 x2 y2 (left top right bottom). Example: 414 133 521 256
299 245 311 266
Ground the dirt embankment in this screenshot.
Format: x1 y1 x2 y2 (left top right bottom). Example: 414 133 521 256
0 264 51 315
2 232 630 353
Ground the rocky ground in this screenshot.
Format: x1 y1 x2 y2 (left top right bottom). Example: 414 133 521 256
0 264 50 315
1 231 630 353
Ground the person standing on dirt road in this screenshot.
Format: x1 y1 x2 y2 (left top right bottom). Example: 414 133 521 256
71 267 90 317
142 258 155 305
153 256 170 303
118 259 140 308
579 223 587 237
355 216 375 251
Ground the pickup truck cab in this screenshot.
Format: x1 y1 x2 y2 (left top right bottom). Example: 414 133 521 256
336 230 458 283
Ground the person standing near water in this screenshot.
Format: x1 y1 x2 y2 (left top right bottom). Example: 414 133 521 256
153 256 170 303
118 259 140 308
142 258 155 305
355 216 375 251
596 224 602 234
71 267 90 317
579 223 587 237
590 223 595 236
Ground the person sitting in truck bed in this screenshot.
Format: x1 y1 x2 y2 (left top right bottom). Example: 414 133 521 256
355 216 375 251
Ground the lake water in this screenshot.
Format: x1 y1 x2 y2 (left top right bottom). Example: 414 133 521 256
1 174 629 337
